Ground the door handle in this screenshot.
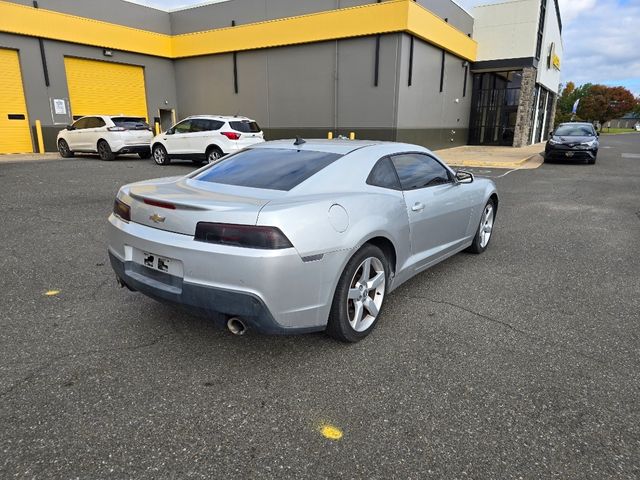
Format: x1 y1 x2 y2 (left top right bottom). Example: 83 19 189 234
411 202 425 212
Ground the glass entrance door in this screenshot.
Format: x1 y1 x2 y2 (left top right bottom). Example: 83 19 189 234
469 71 523 146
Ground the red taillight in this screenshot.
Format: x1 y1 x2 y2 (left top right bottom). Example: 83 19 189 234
113 198 131 222
143 198 176 210
221 132 241 140
194 223 293 249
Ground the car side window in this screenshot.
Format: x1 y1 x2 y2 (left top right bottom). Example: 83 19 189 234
173 120 191 134
85 117 104 128
191 119 224 132
391 153 451 190
367 157 401 190
208 120 224 131
190 119 206 132
73 118 89 129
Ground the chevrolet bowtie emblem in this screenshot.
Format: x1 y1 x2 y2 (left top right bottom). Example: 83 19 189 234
150 213 166 223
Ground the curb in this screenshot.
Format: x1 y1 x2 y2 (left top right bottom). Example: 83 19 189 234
447 153 542 169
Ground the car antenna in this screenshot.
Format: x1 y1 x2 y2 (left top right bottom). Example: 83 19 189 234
294 136 306 146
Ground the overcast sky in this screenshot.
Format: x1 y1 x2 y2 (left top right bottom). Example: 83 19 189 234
129 0 640 96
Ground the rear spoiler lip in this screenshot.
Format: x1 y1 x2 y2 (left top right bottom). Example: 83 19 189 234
129 192 208 211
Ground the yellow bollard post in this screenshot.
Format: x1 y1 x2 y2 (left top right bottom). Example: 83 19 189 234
327 131 333 140
349 132 355 140
35 120 45 153
155 122 161 135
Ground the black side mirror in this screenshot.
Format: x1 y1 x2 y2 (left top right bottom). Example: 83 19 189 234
455 170 474 184
166 128 174 135
66 124 75 130
549 130 554 137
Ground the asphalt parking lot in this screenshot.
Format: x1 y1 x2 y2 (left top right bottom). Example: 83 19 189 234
1 135 639 479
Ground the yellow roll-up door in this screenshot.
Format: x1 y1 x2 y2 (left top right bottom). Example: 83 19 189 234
64 57 148 119
0 48 32 154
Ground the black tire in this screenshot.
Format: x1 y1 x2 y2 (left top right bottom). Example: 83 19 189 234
206 146 223 164
326 244 389 343
152 144 171 165
97 140 115 161
138 150 152 159
57 139 74 158
466 198 496 254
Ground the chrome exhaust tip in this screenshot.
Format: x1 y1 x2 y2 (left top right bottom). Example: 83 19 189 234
227 317 247 336
116 275 136 292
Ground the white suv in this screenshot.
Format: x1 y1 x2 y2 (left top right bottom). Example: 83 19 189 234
150 115 265 166
57 116 153 161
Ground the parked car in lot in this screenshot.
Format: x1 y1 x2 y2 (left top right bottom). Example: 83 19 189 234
57 116 153 161
108 139 498 342
635 123 640 132
151 115 264 166
545 122 599 164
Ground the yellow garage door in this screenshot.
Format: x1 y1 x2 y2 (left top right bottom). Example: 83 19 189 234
64 57 148 119
0 48 32 154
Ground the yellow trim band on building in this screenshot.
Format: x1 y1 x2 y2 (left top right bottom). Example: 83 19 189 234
0 0 477 61
0 0 172 57
173 1 409 58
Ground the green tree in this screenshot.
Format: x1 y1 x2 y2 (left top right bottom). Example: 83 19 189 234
555 82 592 124
578 85 636 128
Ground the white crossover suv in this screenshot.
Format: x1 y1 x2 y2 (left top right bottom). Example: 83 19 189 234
57 116 153 161
150 115 265 166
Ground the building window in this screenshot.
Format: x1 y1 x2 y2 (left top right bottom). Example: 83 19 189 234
468 71 523 146
535 0 547 60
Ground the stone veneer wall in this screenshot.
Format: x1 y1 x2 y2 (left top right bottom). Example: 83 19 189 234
548 92 558 132
513 67 537 147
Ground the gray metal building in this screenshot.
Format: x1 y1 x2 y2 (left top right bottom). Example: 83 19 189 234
0 0 559 154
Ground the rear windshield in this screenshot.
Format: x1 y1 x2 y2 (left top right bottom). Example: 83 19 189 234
229 120 261 133
112 117 150 130
194 148 342 191
554 124 595 136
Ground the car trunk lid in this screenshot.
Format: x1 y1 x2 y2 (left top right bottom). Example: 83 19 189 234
126 177 283 236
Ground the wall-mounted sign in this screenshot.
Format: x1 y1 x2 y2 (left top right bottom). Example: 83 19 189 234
50 98 71 125
548 42 561 71
53 98 67 115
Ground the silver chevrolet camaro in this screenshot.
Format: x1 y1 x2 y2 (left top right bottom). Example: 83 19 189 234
108 139 498 342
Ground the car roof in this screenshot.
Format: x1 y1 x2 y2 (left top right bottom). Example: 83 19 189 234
558 122 593 126
184 115 256 121
251 139 428 155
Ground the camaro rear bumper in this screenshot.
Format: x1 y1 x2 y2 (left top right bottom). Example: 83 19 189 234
108 250 305 334
107 214 345 334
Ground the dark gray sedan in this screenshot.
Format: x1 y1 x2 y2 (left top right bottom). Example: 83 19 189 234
545 122 599 164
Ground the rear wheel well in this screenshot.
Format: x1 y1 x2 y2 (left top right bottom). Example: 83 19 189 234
489 193 499 214
365 237 397 277
206 144 223 154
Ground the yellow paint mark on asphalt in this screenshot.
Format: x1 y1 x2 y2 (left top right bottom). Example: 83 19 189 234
320 424 343 441
44 290 60 296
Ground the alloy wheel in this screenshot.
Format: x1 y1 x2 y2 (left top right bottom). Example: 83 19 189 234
207 149 221 164
480 204 494 248
347 257 386 332
153 147 166 165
